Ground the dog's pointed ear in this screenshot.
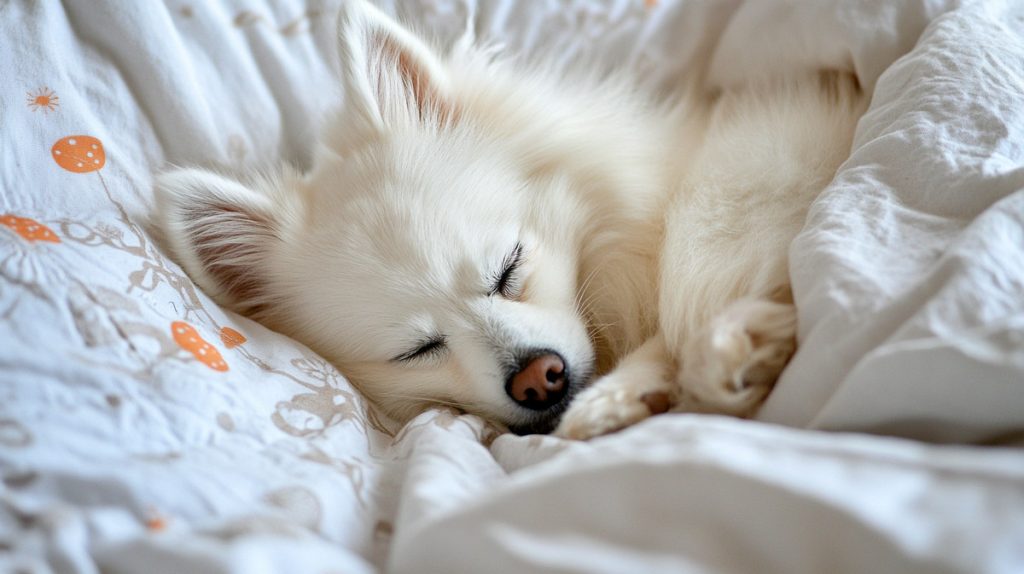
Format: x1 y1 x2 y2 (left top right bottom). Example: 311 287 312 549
338 0 453 127
154 168 281 314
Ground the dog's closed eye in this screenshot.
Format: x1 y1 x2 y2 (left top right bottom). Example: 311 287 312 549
393 335 448 363
490 242 524 298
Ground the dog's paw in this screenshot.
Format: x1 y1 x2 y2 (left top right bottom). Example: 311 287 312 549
554 376 674 441
679 299 797 416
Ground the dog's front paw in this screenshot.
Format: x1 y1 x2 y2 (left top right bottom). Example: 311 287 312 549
554 377 674 441
679 298 797 416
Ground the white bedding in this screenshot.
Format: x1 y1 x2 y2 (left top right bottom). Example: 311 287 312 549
2 1 1023 573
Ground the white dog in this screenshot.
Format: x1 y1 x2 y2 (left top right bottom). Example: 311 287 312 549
155 1 866 439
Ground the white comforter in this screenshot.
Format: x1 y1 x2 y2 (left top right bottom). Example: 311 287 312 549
2 1 1023 573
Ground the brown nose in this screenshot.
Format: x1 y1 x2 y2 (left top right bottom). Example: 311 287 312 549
506 352 568 410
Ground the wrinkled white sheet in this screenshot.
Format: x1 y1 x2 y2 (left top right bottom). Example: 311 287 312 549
395 416 1024 574
759 0 1024 444
2 1 1023 573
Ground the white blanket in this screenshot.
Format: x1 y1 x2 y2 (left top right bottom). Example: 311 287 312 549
2 1 1023 573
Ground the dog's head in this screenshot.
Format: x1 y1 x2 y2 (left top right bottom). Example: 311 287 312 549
155 0 595 434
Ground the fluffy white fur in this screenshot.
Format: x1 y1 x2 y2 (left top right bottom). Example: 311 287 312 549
154 0 866 438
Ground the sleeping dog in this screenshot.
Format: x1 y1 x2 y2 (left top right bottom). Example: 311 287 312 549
155 0 866 438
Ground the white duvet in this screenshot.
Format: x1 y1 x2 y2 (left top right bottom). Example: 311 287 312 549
2 1 1023 573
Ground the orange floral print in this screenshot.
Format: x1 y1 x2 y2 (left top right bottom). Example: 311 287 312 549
26 87 59 113
0 214 60 243
144 508 169 531
51 136 105 173
220 326 247 349
171 321 228 371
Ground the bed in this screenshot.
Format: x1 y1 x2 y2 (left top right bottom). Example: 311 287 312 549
2 1 1023 572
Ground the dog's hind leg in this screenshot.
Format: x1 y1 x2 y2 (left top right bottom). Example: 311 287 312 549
659 220 801 417
671 291 798 416
659 181 801 418
661 73 864 417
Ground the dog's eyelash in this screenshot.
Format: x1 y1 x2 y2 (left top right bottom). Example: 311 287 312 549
490 242 524 298
394 336 447 363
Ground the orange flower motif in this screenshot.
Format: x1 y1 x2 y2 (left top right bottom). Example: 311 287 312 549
51 136 105 173
144 508 169 531
0 214 60 243
145 515 168 531
220 326 247 349
171 321 228 371
26 87 59 113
